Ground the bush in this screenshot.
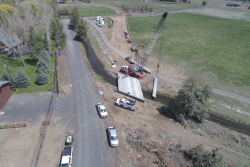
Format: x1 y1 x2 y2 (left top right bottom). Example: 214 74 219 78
202 1 207 6
14 70 30 88
36 70 49 85
189 144 224 167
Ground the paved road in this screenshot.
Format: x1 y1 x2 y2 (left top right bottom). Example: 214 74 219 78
61 19 115 167
86 18 250 105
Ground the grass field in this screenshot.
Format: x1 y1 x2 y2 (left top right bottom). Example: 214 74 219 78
128 13 250 97
97 0 199 12
0 54 56 94
60 5 115 17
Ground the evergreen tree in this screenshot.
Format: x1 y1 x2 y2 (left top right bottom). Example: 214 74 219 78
70 7 80 28
40 50 51 66
14 70 30 88
28 26 36 56
51 19 58 40
36 70 49 85
44 32 49 51
37 57 50 74
0 71 10 81
76 18 88 41
0 71 13 87
167 77 212 122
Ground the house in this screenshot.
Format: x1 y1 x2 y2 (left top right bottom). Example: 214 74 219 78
0 81 12 111
0 28 23 55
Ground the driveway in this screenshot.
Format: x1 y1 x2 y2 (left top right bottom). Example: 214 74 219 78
0 92 53 125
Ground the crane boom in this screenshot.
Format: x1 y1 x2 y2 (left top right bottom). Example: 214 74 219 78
137 12 168 73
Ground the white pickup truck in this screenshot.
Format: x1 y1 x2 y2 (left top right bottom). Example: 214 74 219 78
115 97 137 111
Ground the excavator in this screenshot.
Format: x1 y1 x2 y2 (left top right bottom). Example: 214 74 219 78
120 12 168 80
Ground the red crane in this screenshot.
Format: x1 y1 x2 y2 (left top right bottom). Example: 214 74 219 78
120 12 168 80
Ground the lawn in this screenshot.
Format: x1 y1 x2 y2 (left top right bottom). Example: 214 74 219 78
128 13 250 97
60 5 115 17
0 54 56 94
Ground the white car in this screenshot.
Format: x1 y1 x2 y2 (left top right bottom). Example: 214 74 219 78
60 146 73 167
107 125 119 147
96 102 108 118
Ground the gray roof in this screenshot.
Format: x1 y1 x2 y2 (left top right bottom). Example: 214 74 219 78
0 81 10 87
0 28 23 49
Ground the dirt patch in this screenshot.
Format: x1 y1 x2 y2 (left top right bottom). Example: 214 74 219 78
0 118 44 167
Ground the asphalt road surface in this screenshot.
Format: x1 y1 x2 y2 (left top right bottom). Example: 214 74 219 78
61 19 115 167
85 18 250 105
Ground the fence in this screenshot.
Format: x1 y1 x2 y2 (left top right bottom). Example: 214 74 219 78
0 123 26 129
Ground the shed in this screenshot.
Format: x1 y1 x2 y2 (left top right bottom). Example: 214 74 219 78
0 81 12 111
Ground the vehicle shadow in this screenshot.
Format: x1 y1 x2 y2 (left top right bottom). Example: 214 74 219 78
106 129 111 147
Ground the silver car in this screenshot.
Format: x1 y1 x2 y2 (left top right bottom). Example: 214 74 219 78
107 125 119 147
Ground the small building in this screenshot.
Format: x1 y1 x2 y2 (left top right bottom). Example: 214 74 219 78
0 81 12 111
0 28 23 55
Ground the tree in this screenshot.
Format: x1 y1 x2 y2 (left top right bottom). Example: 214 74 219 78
28 26 36 54
144 5 148 12
37 56 50 74
36 70 49 85
189 144 224 167
140 6 145 13
44 32 49 51
70 6 80 28
40 50 51 66
167 77 212 122
202 1 207 6
0 71 10 81
14 70 30 88
76 18 88 41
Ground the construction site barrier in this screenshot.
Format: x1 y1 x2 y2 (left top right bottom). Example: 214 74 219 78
0 123 26 129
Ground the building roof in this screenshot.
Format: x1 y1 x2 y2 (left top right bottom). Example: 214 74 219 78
0 81 10 87
0 28 23 49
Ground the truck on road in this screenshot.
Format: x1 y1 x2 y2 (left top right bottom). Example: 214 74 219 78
115 97 137 111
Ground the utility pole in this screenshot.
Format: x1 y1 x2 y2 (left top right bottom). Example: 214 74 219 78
4 60 16 91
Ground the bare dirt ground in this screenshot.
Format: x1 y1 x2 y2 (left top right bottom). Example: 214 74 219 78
0 118 43 167
93 80 250 167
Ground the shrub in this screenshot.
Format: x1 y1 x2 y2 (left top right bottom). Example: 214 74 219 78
189 144 224 167
176 143 182 149
202 1 207 6
14 70 30 88
36 70 49 85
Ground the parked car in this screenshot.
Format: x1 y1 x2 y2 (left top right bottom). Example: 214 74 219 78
96 102 108 118
107 125 119 147
60 146 73 167
7 52 20 57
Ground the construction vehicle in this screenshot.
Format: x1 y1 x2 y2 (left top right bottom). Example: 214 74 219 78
120 12 168 80
115 97 137 111
127 37 132 43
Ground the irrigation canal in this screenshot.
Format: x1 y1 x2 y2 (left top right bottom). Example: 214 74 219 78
83 40 250 136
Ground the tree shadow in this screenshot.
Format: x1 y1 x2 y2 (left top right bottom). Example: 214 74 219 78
157 106 178 122
25 58 37 66
67 24 74 30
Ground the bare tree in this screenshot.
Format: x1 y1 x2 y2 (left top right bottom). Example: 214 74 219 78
40 1 54 51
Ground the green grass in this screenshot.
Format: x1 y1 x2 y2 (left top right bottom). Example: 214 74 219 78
97 0 198 12
61 5 115 17
128 13 250 97
0 54 56 94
